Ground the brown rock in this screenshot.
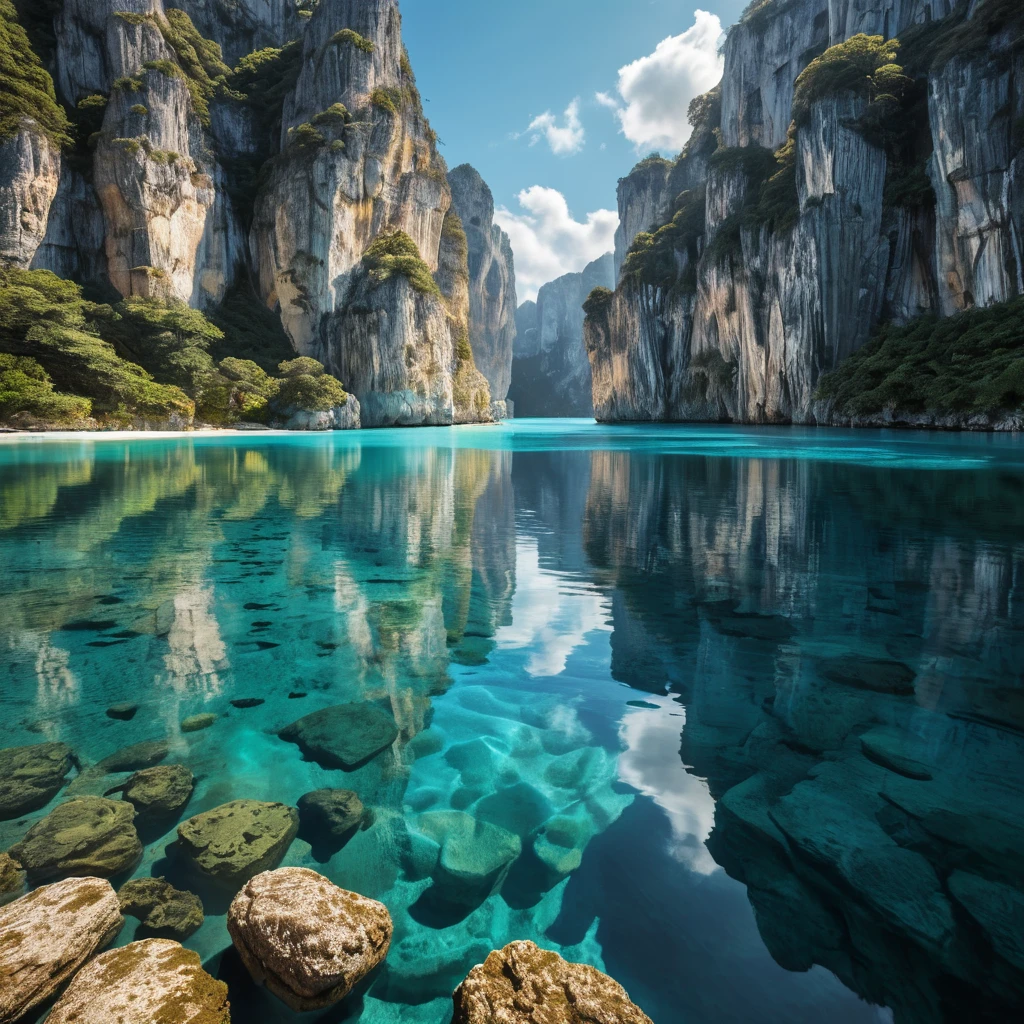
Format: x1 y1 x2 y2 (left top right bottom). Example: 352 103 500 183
181 713 218 734
115 764 195 819
46 938 230 1024
227 867 392 1011
118 877 204 940
10 796 142 882
452 941 654 1024
0 854 25 907
0 742 76 820
0 876 123 1024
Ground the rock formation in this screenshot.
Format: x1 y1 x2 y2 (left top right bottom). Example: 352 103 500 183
227 867 393 1011
279 702 399 770
451 940 654 1024
0 741 76 820
0 876 123 1024
510 253 613 417
448 164 518 418
0 0 513 428
46 938 230 1024
118 876 204 939
10 796 142 882
589 0 1023 426
177 799 299 886
0 854 25 906
110 763 195 820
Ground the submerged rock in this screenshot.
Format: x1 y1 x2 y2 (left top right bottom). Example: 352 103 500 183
0 854 25 907
106 703 139 721
118 877 204 941
948 870 1024 972
0 876 123 1024
819 657 917 695
181 713 218 734
859 729 933 781
452 940 653 1024
177 800 298 886
95 739 171 774
297 789 366 853
10 797 142 882
46 938 230 1024
114 764 195 820
231 698 265 709
227 867 393 1011
0 742 77 820
279 703 399 770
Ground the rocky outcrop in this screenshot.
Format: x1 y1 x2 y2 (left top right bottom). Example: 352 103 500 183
46 938 230 1024
0 876 123 1024
448 164 517 415
277 395 362 430
0 855 25 907
9 796 142 882
110 763 194 820
593 0 1023 426
227 867 393 1011
0 129 62 268
510 253 613 417
297 788 366 855
177 799 298 886
0 741 77 820
451 940 654 1024
279 702 399 770
118 876 204 939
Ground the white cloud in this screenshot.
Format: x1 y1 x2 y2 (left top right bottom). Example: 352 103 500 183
523 98 586 156
495 187 618 302
599 10 724 153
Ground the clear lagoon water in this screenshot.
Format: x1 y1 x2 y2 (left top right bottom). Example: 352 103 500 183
1 419 1022 1023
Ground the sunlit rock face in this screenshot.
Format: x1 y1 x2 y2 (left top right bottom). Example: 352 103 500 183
582 448 1024 1020
0 129 61 268
593 0 1023 426
509 254 613 417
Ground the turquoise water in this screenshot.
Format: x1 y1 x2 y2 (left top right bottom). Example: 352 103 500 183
1 420 1022 1023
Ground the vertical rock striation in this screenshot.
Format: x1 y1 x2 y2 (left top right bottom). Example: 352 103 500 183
592 0 1023 426
510 253 613 417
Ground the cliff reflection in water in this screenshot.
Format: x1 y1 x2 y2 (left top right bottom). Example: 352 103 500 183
583 449 1024 1024
0 429 1022 1023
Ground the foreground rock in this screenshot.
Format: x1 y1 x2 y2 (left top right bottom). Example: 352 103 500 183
118 877 204 940
228 867 392 1011
111 764 195 820
181 713 218 734
452 940 653 1024
279 704 399 770
177 800 298 886
0 877 123 1023
297 789 365 854
66 739 171 797
0 742 76 820
47 938 230 1024
10 797 142 882
0 854 25 906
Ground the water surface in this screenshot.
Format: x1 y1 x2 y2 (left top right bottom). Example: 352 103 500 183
1 420 1022 1023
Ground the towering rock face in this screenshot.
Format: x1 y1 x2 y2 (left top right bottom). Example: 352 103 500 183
0 0 501 427
591 0 1023 425
509 253 613 417
447 164 517 418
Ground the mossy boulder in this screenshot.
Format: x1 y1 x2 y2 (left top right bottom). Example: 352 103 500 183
10 797 142 882
68 739 171 797
297 789 365 855
118 877 204 940
177 800 299 887
181 713 218 734
0 742 77 820
0 852 25 906
46 938 230 1024
279 703 399 771
113 765 195 820
0 877 123 1024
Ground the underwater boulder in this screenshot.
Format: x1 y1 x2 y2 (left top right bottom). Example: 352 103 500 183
297 789 365 854
118 877 204 941
0 742 77 820
10 797 142 882
0 876 123 1024
451 940 653 1023
227 867 392 1011
181 713 218 734
110 764 195 820
46 939 230 1024
106 703 139 721
0 854 25 907
177 799 298 887
818 657 916 695
279 703 399 770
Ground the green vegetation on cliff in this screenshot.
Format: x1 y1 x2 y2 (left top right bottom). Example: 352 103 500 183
816 297 1024 419
623 185 706 291
363 231 440 297
0 353 91 427
0 0 72 146
583 287 614 324
275 357 348 412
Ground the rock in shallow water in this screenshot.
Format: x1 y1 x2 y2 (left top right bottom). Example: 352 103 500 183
118 876 204 940
279 703 399 770
227 867 392 1011
106 703 139 721
0 876 123 1024
0 854 25 906
451 940 653 1024
114 764 195 820
46 938 230 1024
0 742 76 820
10 796 142 882
181 713 218 734
297 789 365 853
177 799 299 886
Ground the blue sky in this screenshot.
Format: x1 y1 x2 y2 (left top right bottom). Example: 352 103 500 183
400 0 746 299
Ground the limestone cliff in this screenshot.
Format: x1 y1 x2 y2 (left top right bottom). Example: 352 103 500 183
447 164 517 418
592 0 1023 427
509 253 613 417
0 0 502 428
